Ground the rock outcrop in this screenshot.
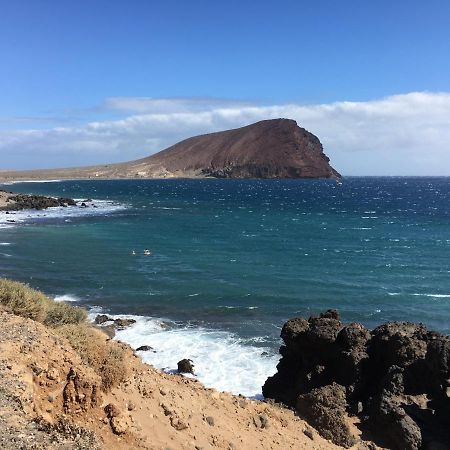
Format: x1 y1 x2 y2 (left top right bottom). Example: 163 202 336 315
0 190 76 211
0 119 340 181
263 310 450 449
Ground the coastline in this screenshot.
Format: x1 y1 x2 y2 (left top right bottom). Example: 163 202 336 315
0 179 448 448
0 282 353 449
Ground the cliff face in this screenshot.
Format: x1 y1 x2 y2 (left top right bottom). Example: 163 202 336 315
0 118 340 181
138 118 340 179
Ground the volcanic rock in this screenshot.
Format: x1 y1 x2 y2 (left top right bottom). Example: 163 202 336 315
263 310 450 449
177 359 194 374
136 345 154 352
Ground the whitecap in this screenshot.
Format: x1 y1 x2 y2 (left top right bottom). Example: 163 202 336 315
412 293 450 298
0 198 126 228
1 179 62 185
92 312 279 397
54 294 80 302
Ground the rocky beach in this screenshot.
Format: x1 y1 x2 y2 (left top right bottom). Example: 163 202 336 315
0 280 359 450
0 190 76 211
1 279 449 449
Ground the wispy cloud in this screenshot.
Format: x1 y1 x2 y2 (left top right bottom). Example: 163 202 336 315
1 92 449 175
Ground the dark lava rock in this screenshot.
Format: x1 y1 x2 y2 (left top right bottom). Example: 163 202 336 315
94 314 113 325
136 345 154 352
113 318 136 329
297 383 356 448
263 310 450 450
177 359 194 374
0 193 76 211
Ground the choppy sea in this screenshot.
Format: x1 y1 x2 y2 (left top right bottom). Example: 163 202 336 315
1 178 449 397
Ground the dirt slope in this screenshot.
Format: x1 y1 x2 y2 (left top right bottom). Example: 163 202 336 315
0 311 369 449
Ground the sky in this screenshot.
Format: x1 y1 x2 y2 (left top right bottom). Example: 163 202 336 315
0 0 450 175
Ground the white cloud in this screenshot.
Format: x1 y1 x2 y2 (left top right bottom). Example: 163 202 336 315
1 92 450 175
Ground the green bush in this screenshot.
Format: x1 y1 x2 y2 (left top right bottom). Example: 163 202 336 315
0 278 87 327
45 301 87 327
0 278 49 322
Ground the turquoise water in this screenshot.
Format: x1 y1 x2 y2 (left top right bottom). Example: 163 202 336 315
1 178 449 395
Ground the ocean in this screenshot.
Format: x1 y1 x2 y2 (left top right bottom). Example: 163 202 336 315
1 177 449 397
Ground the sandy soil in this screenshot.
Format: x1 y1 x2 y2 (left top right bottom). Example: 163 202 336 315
0 190 16 208
0 311 376 450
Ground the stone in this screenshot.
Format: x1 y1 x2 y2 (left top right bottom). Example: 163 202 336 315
94 314 112 325
136 345 153 352
114 318 136 329
104 403 121 419
297 383 356 448
110 416 128 434
263 310 450 449
177 359 194 374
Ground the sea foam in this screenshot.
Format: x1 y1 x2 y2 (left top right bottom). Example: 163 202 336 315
54 294 80 302
90 311 279 398
0 199 126 228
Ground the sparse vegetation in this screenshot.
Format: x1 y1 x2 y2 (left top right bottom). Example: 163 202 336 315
0 278 86 327
0 278 126 391
0 278 49 322
57 324 127 391
44 300 87 327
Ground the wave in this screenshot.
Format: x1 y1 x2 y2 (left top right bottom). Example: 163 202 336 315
388 292 450 298
90 311 278 398
412 293 450 298
0 179 62 185
54 294 80 302
0 199 126 228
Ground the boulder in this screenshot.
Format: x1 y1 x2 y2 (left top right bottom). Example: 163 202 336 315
297 383 356 448
136 345 154 352
94 314 113 325
177 359 194 374
113 318 136 329
263 311 450 449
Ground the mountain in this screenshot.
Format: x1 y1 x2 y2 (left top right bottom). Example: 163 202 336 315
0 119 340 181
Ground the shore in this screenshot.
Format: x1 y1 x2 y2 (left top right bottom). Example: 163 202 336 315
0 189 76 211
0 280 360 450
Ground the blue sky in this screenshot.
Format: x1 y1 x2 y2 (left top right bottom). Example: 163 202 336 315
1 0 450 174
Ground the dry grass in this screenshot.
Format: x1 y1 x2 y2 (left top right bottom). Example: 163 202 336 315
0 278 50 322
44 301 87 327
0 278 87 327
57 324 128 391
1 278 127 392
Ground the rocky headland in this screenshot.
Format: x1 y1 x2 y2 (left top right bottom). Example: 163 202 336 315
263 310 450 450
0 119 340 181
0 190 76 211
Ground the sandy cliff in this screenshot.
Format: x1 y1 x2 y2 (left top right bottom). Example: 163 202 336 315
0 309 353 449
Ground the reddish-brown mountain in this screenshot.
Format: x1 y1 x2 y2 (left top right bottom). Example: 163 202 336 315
0 119 340 181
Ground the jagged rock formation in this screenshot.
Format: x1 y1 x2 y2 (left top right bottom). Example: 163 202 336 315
0 119 340 181
0 190 76 211
263 310 450 449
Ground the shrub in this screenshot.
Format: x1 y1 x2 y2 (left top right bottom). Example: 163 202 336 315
0 278 49 322
45 301 87 327
0 278 87 327
57 324 127 391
